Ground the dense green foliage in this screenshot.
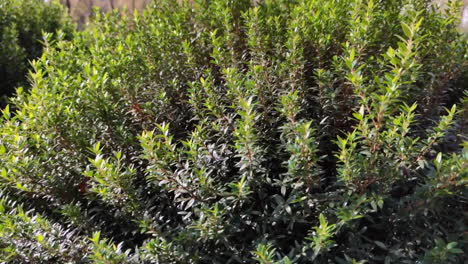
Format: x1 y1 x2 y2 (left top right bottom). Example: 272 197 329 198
0 0 73 107
1 0 467 263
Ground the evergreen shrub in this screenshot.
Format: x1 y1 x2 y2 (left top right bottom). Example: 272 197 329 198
0 0 73 107
0 0 467 263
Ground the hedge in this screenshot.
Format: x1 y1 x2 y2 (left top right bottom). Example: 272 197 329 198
0 0 467 263
0 0 73 108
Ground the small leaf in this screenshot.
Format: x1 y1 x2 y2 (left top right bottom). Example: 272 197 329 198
434 152 442 169
285 205 292 214
448 248 463 254
185 198 195 210
375 241 387 250
94 142 101 153
0 145 6 155
446 242 457 249
2 105 10 119
417 159 426 169
353 112 363 121
401 22 412 38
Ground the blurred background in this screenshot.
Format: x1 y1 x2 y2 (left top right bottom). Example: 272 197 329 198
58 0 468 31
59 0 151 27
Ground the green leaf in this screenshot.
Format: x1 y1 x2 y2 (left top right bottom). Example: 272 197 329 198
0 145 6 155
375 241 387 250
353 112 363 121
2 105 10 120
434 152 443 169
446 242 457 249
401 22 413 39
448 248 463 254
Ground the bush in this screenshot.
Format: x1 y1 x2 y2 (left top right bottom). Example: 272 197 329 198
0 0 74 108
0 0 467 263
